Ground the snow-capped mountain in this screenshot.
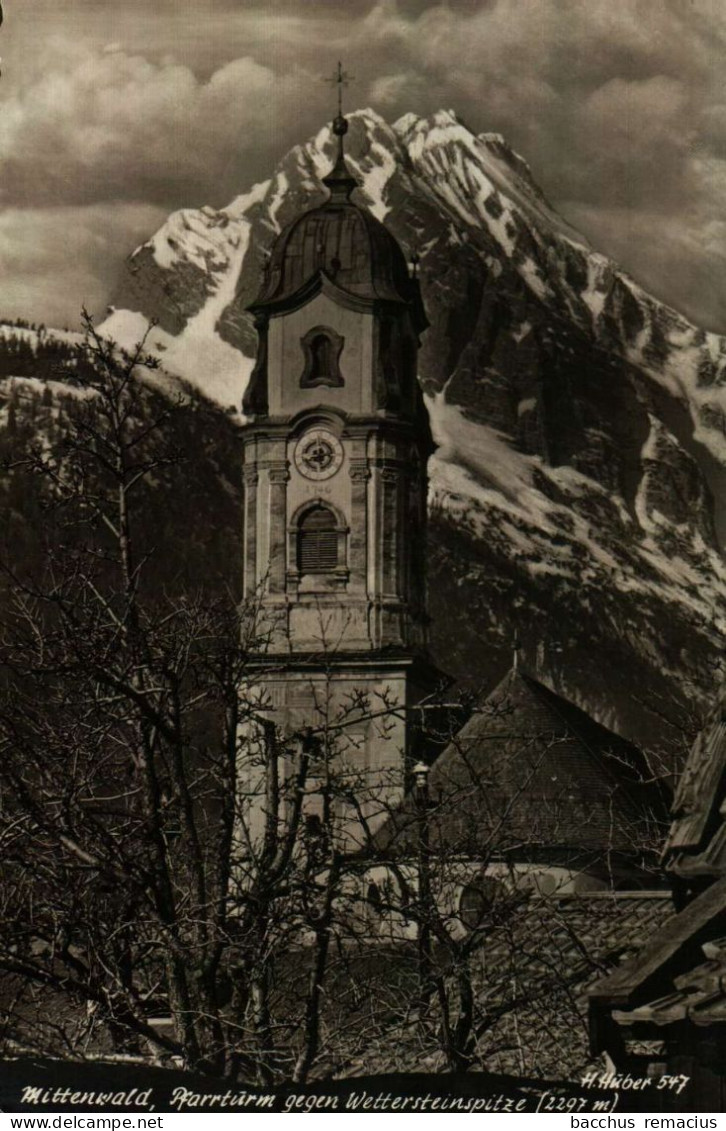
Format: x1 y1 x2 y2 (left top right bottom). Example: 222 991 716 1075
6 109 726 761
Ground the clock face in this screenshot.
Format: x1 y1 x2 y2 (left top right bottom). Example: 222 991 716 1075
294 429 344 481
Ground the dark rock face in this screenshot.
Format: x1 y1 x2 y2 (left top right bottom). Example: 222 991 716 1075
116 243 209 336
9 108 726 764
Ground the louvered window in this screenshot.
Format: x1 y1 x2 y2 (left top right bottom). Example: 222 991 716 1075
298 506 338 573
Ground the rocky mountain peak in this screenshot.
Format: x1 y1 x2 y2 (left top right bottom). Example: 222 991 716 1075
56 109 726 755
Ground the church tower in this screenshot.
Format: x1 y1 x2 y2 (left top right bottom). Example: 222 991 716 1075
240 105 435 843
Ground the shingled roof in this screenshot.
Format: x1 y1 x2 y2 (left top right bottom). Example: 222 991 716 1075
590 875 726 993
327 890 674 1081
474 891 674 1079
375 669 670 865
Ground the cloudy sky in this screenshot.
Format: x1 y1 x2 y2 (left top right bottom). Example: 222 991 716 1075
1 0 726 330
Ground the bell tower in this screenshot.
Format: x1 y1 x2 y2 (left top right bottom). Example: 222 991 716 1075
240 102 435 843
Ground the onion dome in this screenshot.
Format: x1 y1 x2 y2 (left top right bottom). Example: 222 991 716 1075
249 115 426 330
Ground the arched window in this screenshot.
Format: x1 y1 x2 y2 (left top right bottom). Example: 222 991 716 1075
297 505 339 574
300 326 344 388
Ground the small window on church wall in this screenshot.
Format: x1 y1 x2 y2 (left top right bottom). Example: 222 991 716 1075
297 505 339 573
367 882 383 913
300 326 344 388
458 876 507 931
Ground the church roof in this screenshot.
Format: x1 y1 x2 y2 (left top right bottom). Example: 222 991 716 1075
248 116 426 327
473 891 674 1078
374 668 670 863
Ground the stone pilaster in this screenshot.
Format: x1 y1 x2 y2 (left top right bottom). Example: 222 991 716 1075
242 465 258 598
267 463 290 593
380 466 399 597
348 461 370 591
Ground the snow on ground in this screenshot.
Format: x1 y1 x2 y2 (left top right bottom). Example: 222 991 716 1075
0 375 100 458
604 276 726 465
650 340 726 466
512 320 532 344
428 392 533 504
162 214 252 409
139 175 271 279
704 330 726 365
416 147 482 228
99 308 151 349
393 111 418 135
634 416 667 534
476 186 516 257
0 375 96 401
0 324 83 349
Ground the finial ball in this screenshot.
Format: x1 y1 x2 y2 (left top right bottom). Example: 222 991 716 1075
333 114 349 137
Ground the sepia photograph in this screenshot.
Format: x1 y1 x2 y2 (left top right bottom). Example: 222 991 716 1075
1 0 725 1118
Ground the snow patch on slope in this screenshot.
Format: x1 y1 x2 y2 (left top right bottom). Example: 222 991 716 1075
143 207 233 273
101 181 275 408
102 287 249 412
359 141 396 222
159 214 252 408
429 393 726 636
396 109 585 246
582 256 608 324
1 375 95 401
266 172 290 232
224 179 270 221
0 324 83 350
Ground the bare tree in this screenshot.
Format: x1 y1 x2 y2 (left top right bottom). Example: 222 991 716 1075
290 688 673 1081
0 317 419 1084
0 315 673 1086
0 313 330 1079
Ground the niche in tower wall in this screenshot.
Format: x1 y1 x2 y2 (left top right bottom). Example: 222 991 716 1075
300 325 345 388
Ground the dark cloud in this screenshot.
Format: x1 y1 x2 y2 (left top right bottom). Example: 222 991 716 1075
0 43 313 209
1 0 725 329
0 203 167 326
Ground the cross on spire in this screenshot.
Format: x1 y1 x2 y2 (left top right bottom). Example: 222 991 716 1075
324 61 354 118
321 61 358 202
